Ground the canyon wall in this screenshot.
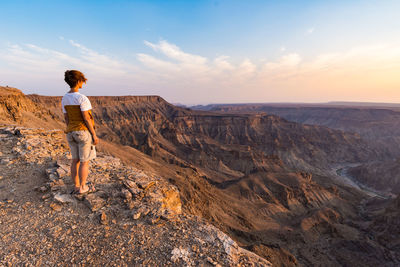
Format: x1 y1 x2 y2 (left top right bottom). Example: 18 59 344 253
1 87 398 265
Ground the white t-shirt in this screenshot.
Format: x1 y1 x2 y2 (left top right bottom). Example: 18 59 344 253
61 92 92 113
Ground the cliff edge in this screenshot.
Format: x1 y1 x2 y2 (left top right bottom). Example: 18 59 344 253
0 126 271 266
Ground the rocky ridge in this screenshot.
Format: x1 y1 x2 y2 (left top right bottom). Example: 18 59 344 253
0 87 64 131
0 126 271 266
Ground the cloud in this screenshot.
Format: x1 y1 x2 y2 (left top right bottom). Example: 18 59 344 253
144 40 207 65
0 40 142 97
137 53 180 72
237 59 257 78
0 44 69 72
0 40 134 78
140 40 212 77
304 43 400 74
263 53 302 72
1 38 400 103
213 56 235 72
306 27 315 35
68 40 132 75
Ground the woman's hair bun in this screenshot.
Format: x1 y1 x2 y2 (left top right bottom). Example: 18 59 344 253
64 70 87 88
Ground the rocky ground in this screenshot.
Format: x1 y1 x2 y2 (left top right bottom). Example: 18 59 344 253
0 126 271 266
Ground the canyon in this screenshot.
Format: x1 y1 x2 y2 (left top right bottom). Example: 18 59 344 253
1 86 399 266
194 103 400 196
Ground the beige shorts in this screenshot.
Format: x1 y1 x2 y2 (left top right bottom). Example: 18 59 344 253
66 131 96 162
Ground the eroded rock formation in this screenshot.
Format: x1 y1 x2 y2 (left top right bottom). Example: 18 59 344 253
1 86 399 265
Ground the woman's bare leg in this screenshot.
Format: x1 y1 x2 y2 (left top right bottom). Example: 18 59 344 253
71 159 80 190
79 161 90 193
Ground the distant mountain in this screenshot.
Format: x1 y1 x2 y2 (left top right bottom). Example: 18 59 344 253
192 101 400 110
327 101 400 108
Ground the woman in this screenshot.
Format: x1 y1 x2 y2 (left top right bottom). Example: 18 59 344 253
62 70 99 194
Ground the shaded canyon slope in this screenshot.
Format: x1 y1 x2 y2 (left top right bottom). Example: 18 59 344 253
1 87 398 265
192 103 400 195
191 103 400 149
347 160 400 194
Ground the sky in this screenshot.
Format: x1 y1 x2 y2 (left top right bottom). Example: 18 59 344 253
0 0 399 105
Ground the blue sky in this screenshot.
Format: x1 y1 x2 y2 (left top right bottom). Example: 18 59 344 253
1 0 400 104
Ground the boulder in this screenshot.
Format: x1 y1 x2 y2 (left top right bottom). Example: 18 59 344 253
161 187 182 217
84 193 106 212
54 193 75 203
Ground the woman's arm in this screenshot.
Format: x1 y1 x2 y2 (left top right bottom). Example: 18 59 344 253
81 110 99 145
64 113 69 127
